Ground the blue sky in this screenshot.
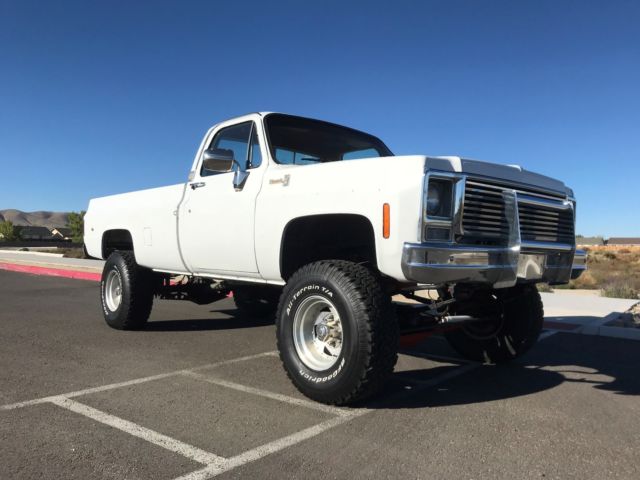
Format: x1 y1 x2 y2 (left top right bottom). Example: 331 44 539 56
1 0 638 236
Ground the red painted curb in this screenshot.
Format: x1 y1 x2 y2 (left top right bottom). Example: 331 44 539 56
0 262 234 298
0 262 101 282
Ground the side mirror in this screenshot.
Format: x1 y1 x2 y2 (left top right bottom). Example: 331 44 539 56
202 148 235 173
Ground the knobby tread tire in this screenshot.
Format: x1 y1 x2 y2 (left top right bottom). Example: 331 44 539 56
276 260 399 405
101 250 154 330
445 285 544 364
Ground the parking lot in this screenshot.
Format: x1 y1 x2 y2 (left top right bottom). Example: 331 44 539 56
1 269 639 479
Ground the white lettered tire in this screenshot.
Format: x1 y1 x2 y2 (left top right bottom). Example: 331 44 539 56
276 260 398 405
100 251 154 330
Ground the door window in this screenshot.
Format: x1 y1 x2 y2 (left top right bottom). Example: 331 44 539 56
202 122 252 177
249 126 262 169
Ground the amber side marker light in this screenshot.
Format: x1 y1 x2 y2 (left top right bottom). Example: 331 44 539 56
382 203 390 239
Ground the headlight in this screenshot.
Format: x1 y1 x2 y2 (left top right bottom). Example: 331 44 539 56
426 183 441 216
425 178 453 218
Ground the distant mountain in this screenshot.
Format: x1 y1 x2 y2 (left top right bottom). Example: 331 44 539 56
0 209 70 229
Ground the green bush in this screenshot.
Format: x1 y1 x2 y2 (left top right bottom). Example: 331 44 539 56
66 211 86 243
0 220 16 241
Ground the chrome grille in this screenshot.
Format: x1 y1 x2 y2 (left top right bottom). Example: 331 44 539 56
518 203 575 244
460 179 575 246
461 181 509 242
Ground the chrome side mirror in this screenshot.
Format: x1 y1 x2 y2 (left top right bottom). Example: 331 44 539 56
202 148 235 173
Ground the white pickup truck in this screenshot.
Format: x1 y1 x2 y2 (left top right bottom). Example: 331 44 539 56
85 112 586 405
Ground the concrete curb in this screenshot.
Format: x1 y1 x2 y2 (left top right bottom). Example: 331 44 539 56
0 262 101 282
578 312 640 340
0 262 239 298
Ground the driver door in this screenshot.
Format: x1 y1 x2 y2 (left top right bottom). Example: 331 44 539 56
178 120 265 275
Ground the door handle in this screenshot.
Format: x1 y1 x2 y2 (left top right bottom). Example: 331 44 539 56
190 182 206 190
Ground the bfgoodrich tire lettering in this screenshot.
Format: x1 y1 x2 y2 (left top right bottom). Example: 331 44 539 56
276 260 398 405
100 250 154 330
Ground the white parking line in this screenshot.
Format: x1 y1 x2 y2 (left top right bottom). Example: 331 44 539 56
0 351 278 411
174 413 362 480
2 348 482 480
50 397 227 468
181 370 353 417
174 360 482 480
539 330 559 341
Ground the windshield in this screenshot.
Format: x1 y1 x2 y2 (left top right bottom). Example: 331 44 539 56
264 114 393 165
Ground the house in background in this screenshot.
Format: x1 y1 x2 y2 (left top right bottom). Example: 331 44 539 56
607 237 640 246
576 236 605 246
50 227 73 240
19 226 54 241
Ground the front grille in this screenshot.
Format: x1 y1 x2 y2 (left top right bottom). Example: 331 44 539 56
459 179 574 246
460 181 509 243
518 204 575 243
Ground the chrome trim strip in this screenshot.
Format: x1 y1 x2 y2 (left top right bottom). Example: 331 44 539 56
517 194 572 211
462 174 567 199
520 241 574 252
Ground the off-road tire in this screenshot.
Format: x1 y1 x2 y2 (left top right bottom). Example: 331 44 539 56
233 285 281 317
100 250 154 330
444 285 544 363
276 260 399 405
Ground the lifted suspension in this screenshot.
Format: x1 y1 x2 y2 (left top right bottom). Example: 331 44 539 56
155 275 230 305
395 289 491 334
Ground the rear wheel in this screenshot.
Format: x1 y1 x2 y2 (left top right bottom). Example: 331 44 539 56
100 251 154 330
445 285 543 363
276 260 398 405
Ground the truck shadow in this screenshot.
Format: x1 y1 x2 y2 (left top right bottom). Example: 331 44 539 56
364 332 640 409
143 310 275 331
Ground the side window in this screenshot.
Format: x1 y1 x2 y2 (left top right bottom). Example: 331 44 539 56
202 122 252 176
342 148 379 160
275 148 320 165
249 126 262 169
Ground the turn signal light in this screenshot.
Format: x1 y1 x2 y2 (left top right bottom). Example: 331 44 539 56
383 203 390 239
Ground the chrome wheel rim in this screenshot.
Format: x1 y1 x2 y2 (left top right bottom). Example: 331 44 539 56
104 269 123 312
293 295 343 371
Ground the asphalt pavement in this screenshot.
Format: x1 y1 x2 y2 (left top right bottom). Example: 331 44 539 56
1 270 639 479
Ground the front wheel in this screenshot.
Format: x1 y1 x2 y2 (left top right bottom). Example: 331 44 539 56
100 251 154 330
276 260 398 405
444 285 544 363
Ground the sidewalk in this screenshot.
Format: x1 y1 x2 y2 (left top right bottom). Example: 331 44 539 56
0 250 104 281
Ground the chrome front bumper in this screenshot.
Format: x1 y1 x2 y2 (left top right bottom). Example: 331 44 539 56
401 242 587 288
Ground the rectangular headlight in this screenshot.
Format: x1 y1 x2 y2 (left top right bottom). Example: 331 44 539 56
425 178 454 219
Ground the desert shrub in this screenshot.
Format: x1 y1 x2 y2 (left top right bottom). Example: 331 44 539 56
570 270 598 289
603 251 617 260
601 281 639 299
536 283 554 293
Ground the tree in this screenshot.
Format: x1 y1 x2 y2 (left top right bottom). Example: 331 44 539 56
0 220 16 241
67 211 86 243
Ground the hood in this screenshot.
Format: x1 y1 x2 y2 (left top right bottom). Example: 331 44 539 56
423 155 571 196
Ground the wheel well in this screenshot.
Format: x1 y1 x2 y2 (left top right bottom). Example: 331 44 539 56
280 214 377 280
102 229 133 258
